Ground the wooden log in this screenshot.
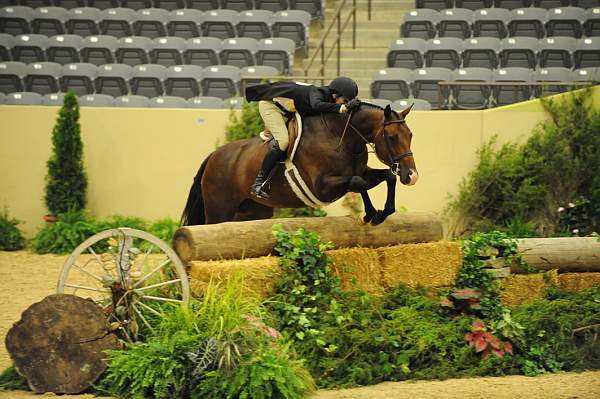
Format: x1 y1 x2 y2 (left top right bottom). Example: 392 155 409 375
512 237 600 273
5 294 120 394
173 212 443 262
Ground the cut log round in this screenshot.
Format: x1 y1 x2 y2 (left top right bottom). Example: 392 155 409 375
173 212 443 262
5 294 120 394
512 237 600 273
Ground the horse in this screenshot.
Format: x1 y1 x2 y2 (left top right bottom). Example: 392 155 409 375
181 102 418 226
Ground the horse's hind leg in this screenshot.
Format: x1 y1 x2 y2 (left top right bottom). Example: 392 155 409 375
234 199 274 221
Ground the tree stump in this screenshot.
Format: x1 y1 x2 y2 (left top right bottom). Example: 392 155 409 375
5 294 120 394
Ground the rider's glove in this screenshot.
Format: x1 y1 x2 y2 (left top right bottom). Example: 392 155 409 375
339 104 348 113
346 98 361 112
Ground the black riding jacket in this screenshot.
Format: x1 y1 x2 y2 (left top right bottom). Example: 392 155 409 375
245 81 341 116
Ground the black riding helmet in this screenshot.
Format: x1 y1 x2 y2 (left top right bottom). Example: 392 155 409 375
329 76 358 100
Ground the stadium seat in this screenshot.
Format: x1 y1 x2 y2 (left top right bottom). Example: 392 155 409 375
0 6 33 35
47 34 83 64
255 37 294 74
42 92 66 105
100 7 135 38
0 33 14 61
236 9 273 40
0 92 6 103
0 61 25 93
223 95 243 108
289 0 322 22
437 8 473 39
95 62 132 96
78 92 115 106
24 61 61 94
164 64 202 98
122 0 153 11
116 35 152 65
134 8 169 38
415 0 453 11
153 0 185 11
184 36 221 67
535 66 571 96
369 68 413 101
365 98 392 108
4 91 43 104
88 0 119 10
494 0 533 10
66 7 101 36
461 37 500 69
424 37 464 69
450 67 493 110
401 9 439 40
60 61 97 94
534 0 571 9
54 0 87 7
499 36 539 68
12 34 48 63
254 0 289 12
454 0 493 11
31 6 67 36
271 10 310 53
492 67 534 106
149 94 188 107
584 7 600 37
387 38 426 69
151 36 185 66
473 8 510 39
538 36 575 68
167 9 202 39
114 93 150 106
130 63 166 97
576 0 599 9
14 0 53 8
571 67 600 84
80 34 117 64
574 37 600 68
201 9 237 40
186 0 220 11
187 95 223 107
220 37 257 68
221 0 254 11
200 64 240 99
240 64 278 90
412 67 452 109
392 98 432 110
508 7 547 38
545 7 585 38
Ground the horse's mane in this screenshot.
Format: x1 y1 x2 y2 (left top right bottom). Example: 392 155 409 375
358 101 401 119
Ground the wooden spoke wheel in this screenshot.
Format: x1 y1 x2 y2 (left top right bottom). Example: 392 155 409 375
57 228 189 341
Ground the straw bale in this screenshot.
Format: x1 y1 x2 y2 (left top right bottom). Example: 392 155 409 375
500 270 559 308
558 272 600 291
328 248 384 294
189 256 281 299
377 241 462 289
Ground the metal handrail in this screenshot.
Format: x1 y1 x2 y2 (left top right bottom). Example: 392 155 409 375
303 0 357 79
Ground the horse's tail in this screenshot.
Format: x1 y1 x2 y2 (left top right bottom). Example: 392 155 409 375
180 152 212 226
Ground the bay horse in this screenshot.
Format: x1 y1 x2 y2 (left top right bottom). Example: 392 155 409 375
181 102 418 226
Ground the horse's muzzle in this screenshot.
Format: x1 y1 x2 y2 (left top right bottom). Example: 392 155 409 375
398 167 418 186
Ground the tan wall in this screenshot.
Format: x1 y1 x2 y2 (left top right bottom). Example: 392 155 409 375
1 87 598 237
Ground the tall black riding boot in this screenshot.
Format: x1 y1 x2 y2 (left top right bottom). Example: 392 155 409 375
251 141 286 199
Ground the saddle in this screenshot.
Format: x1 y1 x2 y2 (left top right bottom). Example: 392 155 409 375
259 114 300 160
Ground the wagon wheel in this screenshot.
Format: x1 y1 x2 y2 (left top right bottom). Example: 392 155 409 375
57 228 190 342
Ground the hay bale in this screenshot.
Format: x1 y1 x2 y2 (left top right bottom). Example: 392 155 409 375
558 273 600 291
378 241 462 289
188 256 281 299
500 270 559 308
328 248 384 294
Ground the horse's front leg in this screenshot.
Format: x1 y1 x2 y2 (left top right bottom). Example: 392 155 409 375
359 168 397 225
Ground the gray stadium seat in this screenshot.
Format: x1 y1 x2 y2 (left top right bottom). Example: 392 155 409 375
60 62 97 94
151 36 185 66
535 66 571 96
56 0 90 9
12 34 48 63
473 8 510 39
254 0 289 12
577 0 599 8
116 35 153 65
412 67 453 109
154 0 185 11
462 37 500 69
451 67 493 110
415 0 453 11
499 37 539 68
25 61 61 94
494 0 533 10
392 98 432 110
220 37 257 68
424 37 464 69
508 7 547 38
201 9 237 40
200 64 240 99
42 92 66 105
167 9 202 39
438 8 473 39
47 34 83 64
100 7 135 38
0 61 25 93
187 95 223 107
365 98 392 108
164 64 202 98
369 68 413 101
584 7 599 38
149 95 188 107
78 92 115 106
538 36 575 68
574 37 600 68
134 8 169 39
454 0 493 11
122 0 153 11
5 91 43 104
221 0 254 11
255 37 294 74
130 63 166 97
95 62 132 96
492 67 534 106
186 0 219 11
0 6 33 35
114 94 150 106
236 9 273 40
81 34 117 64
289 0 322 22
271 10 310 53
240 64 278 90
32 6 68 36
545 7 585 38
88 0 119 10
13 0 53 8
223 95 243 108
401 9 439 40
571 67 600 83
534 0 571 9
0 92 6 103
66 7 101 36
387 38 426 69
0 33 15 61
184 36 221 67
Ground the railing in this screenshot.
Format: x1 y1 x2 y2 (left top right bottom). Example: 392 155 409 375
303 0 357 79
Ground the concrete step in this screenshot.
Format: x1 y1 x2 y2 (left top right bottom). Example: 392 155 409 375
309 29 398 48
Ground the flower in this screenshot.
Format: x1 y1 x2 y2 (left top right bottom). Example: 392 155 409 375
572 229 579 234
568 202 576 208
557 207 565 213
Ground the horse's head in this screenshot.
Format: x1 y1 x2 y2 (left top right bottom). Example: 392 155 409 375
372 104 418 186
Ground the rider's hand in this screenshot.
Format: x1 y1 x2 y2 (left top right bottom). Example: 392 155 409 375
339 104 348 113
346 98 361 112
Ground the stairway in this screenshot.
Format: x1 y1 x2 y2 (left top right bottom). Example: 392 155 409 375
296 0 415 98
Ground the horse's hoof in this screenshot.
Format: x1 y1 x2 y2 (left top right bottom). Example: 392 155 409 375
370 211 387 226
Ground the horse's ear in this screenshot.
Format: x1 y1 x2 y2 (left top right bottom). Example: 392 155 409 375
384 104 392 118
400 103 414 118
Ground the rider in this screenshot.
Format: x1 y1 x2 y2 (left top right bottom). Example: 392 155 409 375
245 76 361 199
